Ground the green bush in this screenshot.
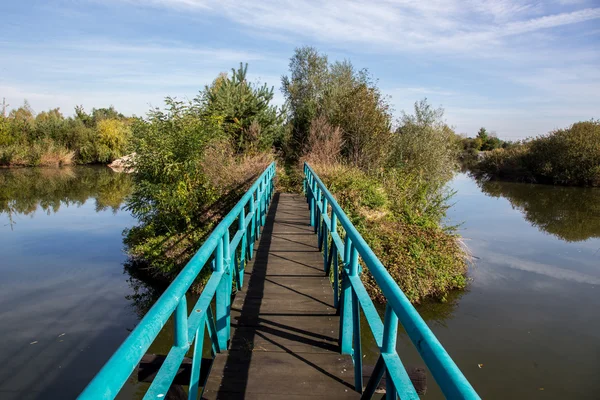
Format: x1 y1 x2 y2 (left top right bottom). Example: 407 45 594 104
125 67 279 285
475 120 600 186
0 102 133 166
312 163 468 303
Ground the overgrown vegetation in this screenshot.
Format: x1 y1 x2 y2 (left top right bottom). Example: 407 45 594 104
124 64 277 286
3 49 476 303
0 102 132 166
473 120 600 186
283 47 468 302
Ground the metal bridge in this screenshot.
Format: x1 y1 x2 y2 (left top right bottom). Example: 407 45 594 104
79 162 479 399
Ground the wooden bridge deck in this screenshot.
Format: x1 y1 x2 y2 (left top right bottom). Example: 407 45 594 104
203 193 359 399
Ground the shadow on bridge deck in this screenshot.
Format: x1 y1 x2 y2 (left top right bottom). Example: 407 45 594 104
203 193 358 399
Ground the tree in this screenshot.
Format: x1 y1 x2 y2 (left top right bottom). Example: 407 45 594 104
323 63 392 169
281 46 329 155
202 63 283 153
282 49 392 168
390 99 458 185
476 127 488 142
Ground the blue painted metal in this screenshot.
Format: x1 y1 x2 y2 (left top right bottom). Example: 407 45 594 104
303 162 479 399
79 162 276 400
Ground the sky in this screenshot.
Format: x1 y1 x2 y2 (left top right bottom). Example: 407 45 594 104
1 0 599 139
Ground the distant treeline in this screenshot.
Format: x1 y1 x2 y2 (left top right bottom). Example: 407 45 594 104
0 103 132 166
471 121 600 187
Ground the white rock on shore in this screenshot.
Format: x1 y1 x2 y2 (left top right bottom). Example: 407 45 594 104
108 153 136 173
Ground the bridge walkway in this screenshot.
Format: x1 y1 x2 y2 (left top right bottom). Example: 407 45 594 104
203 193 358 399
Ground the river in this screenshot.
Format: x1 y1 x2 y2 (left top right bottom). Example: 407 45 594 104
0 168 598 399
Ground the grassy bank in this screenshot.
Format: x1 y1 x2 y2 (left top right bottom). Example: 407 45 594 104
310 163 468 303
472 120 600 187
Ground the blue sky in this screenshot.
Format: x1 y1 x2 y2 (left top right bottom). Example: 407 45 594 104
1 0 599 139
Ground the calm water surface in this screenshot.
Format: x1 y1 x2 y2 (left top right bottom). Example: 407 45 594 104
361 174 600 399
1 169 599 399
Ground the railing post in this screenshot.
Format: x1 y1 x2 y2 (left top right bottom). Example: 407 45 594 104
261 176 267 227
248 193 255 260
313 186 320 233
382 305 399 398
256 181 263 238
188 318 205 400
215 237 228 350
303 164 307 196
238 208 246 288
331 213 339 309
174 296 188 348
321 197 328 267
349 246 363 393
223 229 232 342
309 178 315 226
339 236 354 355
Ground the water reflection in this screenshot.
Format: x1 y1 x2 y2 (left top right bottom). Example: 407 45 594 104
0 167 133 227
477 179 600 242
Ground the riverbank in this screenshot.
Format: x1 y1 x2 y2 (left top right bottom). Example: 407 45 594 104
0 104 132 167
471 120 600 187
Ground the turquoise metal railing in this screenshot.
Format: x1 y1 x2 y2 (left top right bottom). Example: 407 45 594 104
304 162 479 399
79 162 276 400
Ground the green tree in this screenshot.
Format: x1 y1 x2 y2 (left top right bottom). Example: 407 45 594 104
202 63 283 153
281 46 329 155
390 99 459 185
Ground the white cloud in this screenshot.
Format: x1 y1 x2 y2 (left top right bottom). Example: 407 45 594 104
122 0 600 54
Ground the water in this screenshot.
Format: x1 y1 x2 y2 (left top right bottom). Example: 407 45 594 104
0 167 139 399
361 174 600 399
1 169 599 399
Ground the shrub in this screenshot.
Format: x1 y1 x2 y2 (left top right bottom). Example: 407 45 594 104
125 82 278 285
202 63 284 154
282 47 392 167
311 162 468 303
475 120 600 186
389 99 459 186
95 118 131 162
302 116 343 165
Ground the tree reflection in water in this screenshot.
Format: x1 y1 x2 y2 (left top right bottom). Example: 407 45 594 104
478 179 600 242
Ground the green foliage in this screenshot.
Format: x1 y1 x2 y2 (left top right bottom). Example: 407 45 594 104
389 99 459 186
281 47 468 303
281 47 392 167
0 101 132 166
95 118 131 162
474 120 600 186
202 63 284 153
281 47 329 153
125 66 279 283
313 163 467 303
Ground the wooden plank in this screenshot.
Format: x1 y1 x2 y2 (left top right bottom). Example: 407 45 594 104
203 193 359 399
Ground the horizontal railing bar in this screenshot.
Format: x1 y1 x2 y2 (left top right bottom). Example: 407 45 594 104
187 271 224 340
229 230 245 259
79 162 275 400
304 163 479 400
381 353 420 400
330 230 345 261
347 275 384 348
144 346 189 399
